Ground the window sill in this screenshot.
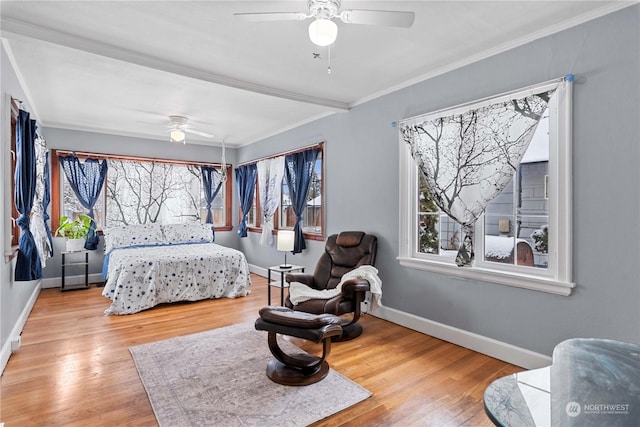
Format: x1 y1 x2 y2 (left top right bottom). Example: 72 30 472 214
247 227 324 241
397 256 575 296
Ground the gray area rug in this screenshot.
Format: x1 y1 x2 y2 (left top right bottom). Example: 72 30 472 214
130 322 371 426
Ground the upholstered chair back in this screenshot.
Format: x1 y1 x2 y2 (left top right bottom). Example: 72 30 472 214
312 231 377 291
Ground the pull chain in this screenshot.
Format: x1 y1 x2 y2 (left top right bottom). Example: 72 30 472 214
220 139 227 182
327 44 332 75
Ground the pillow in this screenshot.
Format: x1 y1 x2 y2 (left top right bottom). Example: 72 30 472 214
103 223 164 253
161 223 214 244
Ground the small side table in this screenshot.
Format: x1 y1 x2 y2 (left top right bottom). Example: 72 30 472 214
267 265 305 306
61 250 89 291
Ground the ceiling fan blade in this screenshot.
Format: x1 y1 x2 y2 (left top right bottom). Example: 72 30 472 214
137 120 168 126
339 10 415 27
233 12 309 22
184 128 214 138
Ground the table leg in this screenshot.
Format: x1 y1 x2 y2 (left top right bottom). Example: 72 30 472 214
280 271 285 306
61 253 66 291
84 252 89 288
267 269 272 305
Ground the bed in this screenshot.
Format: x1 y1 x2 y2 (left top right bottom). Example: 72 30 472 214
101 223 251 315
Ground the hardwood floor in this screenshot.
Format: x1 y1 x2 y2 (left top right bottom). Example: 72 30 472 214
1 274 522 426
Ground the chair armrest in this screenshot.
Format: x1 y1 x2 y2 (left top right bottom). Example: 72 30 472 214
340 278 370 298
285 272 315 287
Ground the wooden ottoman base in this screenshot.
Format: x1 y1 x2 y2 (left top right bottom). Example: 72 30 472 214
255 306 344 386
266 357 330 386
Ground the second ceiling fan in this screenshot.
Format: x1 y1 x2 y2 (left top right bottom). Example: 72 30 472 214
234 0 415 47
167 115 214 144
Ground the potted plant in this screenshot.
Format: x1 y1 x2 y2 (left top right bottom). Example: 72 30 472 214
55 214 92 252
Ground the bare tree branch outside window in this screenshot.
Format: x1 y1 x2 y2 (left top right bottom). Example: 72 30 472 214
106 160 202 227
401 89 555 266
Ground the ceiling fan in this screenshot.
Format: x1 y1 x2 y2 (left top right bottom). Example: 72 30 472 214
165 115 214 144
234 0 415 47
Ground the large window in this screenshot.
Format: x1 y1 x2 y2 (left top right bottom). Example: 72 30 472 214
417 112 550 269
244 144 324 240
399 79 574 295
53 151 232 231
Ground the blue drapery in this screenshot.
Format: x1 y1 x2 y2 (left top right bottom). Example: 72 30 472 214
284 148 319 253
42 155 54 256
234 164 257 237
14 110 42 281
59 155 108 250
201 166 224 238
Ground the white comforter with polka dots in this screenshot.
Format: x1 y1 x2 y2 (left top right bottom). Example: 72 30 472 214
102 243 251 315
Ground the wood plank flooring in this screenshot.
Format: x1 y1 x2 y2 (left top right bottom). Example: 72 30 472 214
1 274 522 426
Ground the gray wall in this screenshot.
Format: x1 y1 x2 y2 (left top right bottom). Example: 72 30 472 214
1 44 41 360
236 6 640 356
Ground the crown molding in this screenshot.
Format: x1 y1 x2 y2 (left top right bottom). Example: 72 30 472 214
351 1 637 108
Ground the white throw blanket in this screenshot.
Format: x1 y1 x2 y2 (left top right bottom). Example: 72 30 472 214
289 265 383 310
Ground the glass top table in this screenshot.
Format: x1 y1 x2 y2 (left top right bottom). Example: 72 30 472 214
483 338 640 426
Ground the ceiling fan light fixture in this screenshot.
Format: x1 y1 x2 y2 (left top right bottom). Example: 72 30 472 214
170 128 186 144
308 18 338 46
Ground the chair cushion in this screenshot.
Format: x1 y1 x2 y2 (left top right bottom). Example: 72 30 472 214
336 231 365 247
258 306 342 329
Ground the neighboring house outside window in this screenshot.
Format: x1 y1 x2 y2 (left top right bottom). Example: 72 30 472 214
53 151 232 232
399 78 574 295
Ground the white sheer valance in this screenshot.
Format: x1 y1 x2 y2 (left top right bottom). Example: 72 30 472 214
257 156 285 246
399 78 565 266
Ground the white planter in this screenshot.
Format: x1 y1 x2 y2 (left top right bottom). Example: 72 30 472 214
65 238 86 252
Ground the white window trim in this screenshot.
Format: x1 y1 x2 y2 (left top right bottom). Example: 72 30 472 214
398 78 575 296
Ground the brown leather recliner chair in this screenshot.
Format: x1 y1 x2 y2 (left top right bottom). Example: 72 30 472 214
285 231 377 341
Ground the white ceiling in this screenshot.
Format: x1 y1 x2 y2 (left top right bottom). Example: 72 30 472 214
0 1 633 147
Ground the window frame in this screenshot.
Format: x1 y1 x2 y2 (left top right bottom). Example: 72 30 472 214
246 180 261 232
3 96 20 260
51 150 233 233
9 99 19 247
398 79 574 296
279 148 323 238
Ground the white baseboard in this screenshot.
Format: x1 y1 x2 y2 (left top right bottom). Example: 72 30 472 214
1 279 40 375
248 264 268 278
249 263 550 369
370 304 551 369
41 273 105 289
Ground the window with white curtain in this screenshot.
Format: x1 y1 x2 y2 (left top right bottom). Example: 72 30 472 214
398 78 574 295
